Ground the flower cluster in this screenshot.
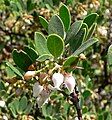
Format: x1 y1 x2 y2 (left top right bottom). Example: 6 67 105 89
31 72 76 108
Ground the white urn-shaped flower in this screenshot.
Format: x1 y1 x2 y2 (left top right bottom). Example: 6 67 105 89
52 73 64 89
64 74 76 93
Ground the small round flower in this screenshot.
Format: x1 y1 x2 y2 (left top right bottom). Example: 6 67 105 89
64 74 76 93
24 71 36 80
52 73 64 89
33 82 43 97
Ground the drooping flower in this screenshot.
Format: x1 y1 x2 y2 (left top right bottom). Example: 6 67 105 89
24 71 36 80
36 89 49 108
52 73 64 89
64 74 76 93
33 82 43 97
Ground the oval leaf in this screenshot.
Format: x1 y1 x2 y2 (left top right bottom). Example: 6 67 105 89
63 56 78 68
35 32 50 55
47 34 64 58
86 23 97 40
37 54 53 62
69 28 86 53
18 96 27 114
6 61 23 78
59 3 71 32
39 16 48 31
48 15 64 38
73 38 98 56
24 46 38 62
24 102 33 114
65 20 83 44
83 13 98 28
108 45 112 66
12 49 32 71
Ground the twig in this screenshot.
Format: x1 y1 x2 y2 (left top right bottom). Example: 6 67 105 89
70 92 82 120
58 89 82 120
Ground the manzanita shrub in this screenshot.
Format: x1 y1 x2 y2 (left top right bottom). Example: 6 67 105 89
4 3 99 120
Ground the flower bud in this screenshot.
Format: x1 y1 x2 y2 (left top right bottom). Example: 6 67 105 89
24 71 36 80
64 74 76 93
52 73 64 89
33 82 43 97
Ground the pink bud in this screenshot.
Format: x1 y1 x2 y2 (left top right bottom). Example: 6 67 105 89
24 71 36 80
64 74 76 93
52 73 64 89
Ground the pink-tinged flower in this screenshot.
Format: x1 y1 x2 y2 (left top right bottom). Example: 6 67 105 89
64 74 76 93
33 82 43 97
52 73 64 89
36 89 49 108
24 71 36 80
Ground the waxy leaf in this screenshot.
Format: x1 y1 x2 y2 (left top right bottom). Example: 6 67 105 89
12 98 19 114
35 32 50 55
18 96 27 114
8 104 17 118
59 3 71 32
69 28 86 53
24 46 38 62
63 56 78 68
47 34 64 58
48 15 64 38
65 20 83 44
37 54 53 62
86 23 97 40
73 38 98 55
12 49 32 71
83 13 98 28
24 102 33 114
108 45 112 66
6 62 23 78
39 16 48 31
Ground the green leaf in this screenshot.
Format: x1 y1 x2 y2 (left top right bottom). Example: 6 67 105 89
82 90 92 100
83 13 98 28
6 67 16 78
6 61 23 78
80 23 88 39
12 49 32 71
8 102 17 118
24 46 38 62
86 23 97 40
0 90 8 100
63 56 78 68
48 15 64 38
35 32 50 55
18 96 28 114
24 102 32 114
27 0 36 12
73 38 98 56
12 98 19 114
37 54 53 62
59 3 71 32
17 0 26 10
69 28 86 53
47 34 64 58
108 45 112 66
39 16 48 31
65 20 83 44
0 81 5 91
